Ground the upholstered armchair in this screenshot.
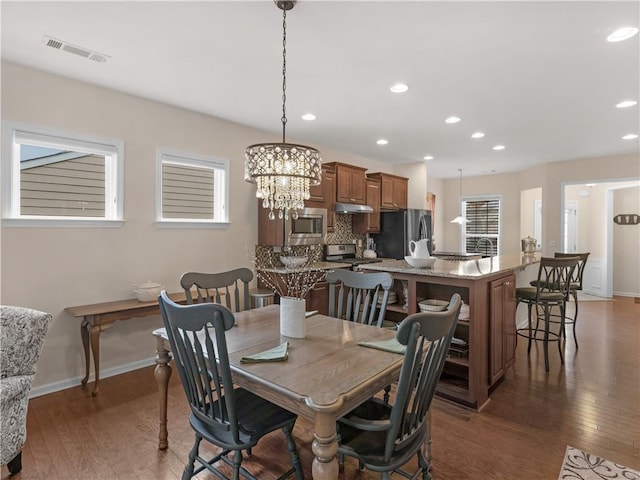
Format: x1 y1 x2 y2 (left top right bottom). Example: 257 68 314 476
1 306 52 474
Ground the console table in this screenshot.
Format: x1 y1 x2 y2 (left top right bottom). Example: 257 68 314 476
66 291 187 396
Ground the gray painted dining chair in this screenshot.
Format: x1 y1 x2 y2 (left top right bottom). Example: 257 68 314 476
326 269 394 328
158 291 303 480
337 293 462 480
180 268 253 312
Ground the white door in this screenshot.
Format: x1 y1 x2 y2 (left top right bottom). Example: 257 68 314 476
563 201 577 253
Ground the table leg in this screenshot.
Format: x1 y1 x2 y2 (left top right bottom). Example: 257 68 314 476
311 412 339 480
155 337 172 450
89 325 101 396
80 318 91 386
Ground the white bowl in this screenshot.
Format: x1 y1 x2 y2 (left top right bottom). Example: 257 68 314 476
404 255 436 268
280 256 308 268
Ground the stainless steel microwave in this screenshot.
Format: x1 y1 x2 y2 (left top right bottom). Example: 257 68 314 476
284 207 327 246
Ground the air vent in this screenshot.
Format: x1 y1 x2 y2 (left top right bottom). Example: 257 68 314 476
42 35 110 63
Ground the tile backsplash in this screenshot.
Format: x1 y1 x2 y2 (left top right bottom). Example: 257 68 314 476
255 213 367 267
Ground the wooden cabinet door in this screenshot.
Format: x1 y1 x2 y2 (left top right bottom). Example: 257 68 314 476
489 274 516 386
335 164 366 204
380 175 394 209
353 178 381 233
257 200 284 245
306 281 329 316
324 169 336 232
393 177 408 209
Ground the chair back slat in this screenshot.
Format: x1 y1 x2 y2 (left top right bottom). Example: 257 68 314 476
385 293 462 458
180 269 253 312
326 270 394 327
158 291 239 440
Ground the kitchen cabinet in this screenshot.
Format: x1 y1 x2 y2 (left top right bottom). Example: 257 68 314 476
352 177 381 234
489 274 516 386
257 203 284 245
305 166 336 232
325 162 367 205
306 281 329 315
367 173 408 210
359 260 524 410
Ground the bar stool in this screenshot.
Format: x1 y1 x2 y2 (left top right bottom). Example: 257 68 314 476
552 252 590 348
249 288 275 309
516 256 579 372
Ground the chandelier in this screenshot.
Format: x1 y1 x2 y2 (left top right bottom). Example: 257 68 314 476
244 0 322 221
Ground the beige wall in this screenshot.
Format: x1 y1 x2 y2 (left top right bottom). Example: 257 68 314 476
394 162 427 210
613 186 640 295
0 62 391 393
520 187 542 242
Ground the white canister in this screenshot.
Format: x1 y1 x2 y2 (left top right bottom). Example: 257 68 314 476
280 296 306 338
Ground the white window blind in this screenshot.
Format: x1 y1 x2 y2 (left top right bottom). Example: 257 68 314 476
463 197 501 256
157 150 229 225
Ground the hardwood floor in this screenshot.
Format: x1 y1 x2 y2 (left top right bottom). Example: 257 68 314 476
3 296 638 479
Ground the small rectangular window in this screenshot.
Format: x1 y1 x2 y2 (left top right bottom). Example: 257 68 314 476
462 196 501 256
1 122 124 226
157 150 229 226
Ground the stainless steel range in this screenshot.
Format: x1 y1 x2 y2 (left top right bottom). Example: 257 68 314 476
325 243 382 269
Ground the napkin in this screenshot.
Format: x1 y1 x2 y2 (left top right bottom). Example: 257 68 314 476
358 337 406 354
240 342 289 363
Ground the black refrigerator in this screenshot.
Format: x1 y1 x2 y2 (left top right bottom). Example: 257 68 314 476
371 209 432 260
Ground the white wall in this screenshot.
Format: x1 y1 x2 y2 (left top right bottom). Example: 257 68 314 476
613 186 640 296
0 62 391 393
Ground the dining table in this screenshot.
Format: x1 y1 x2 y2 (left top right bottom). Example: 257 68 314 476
152 304 430 480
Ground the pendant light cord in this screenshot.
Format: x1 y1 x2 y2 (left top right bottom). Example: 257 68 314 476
281 7 288 143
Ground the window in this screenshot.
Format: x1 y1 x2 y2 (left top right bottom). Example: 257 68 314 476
1 122 123 226
156 149 229 226
461 196 501 256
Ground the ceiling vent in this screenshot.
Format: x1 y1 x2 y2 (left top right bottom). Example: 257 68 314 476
42 35 110 63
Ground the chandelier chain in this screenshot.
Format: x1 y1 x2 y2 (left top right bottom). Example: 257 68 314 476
281 6 287 143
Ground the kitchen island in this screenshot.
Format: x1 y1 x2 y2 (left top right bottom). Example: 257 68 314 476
359 253 540 410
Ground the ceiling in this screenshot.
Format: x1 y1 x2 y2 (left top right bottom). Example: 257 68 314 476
2 1 638 179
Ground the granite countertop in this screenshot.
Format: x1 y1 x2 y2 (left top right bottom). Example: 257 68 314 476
257 260 351 274
357 253 540 280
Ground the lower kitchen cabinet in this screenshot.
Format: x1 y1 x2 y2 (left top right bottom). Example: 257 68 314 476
362 268 517 410
306 281 328 315
489 274 516 386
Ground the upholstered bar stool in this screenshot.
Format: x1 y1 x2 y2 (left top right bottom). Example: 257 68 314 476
516 256 579 372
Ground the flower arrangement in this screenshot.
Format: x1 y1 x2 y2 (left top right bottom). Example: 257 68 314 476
249 246 325 299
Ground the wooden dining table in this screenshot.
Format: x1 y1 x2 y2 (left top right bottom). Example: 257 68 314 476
153 304 419 480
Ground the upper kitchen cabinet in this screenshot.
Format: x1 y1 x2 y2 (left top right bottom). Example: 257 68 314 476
325 162 367 205
353 177 381 234
305 165 336 232
367 173 408 210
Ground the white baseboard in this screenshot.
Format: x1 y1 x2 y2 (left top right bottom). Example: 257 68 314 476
30 356 158 399
612 291 640 298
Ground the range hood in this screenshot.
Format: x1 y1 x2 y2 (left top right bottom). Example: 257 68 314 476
335 202 374 214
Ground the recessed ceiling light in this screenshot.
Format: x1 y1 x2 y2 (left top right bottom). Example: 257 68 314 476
622 133 638 140
616 100 638 108
376 139 389 145
607 27 639 42
423 155 434 160
471 132 485 139
445 116 461 124
301 113 316 121
492 145 506 151
390 83 409 94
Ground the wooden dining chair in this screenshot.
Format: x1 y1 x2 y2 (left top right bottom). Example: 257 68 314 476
326 269 394 328
158 291 303 480
337 293 462 479
180 268 253 312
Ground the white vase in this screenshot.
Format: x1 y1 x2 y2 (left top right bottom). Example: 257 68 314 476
280 296 306 338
